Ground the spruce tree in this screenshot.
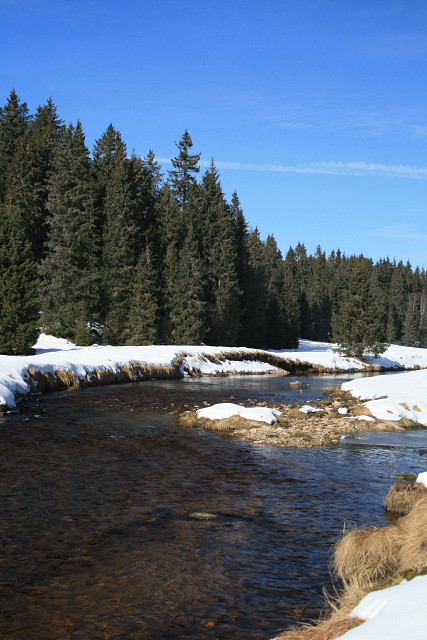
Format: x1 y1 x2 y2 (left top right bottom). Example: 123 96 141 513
98 130 141 344
7 98 63 261
0 203 39 354
167 225 206 344
125 246 158 345
41 122 99 344
168 130 201 207
281 247 301 348
0 90 31 202
332 258 388 359
240 229 268 348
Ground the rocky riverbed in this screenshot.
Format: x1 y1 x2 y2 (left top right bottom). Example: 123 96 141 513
178 390 417 448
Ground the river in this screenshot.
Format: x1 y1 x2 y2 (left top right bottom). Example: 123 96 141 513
1 373 426 639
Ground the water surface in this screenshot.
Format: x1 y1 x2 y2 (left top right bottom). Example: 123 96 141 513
1 374 425 639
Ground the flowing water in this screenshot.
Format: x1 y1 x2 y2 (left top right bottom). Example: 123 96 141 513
1 373 427 640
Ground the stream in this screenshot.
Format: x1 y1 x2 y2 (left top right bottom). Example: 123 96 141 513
1 373 426 639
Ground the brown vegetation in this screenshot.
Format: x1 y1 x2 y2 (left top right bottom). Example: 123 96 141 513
384 480 427 515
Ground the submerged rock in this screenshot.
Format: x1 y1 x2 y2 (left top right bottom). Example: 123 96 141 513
187 511 219 520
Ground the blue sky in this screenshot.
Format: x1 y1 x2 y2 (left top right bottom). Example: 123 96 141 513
1 0 426 266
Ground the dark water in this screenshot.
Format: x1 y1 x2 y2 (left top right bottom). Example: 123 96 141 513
1 374 426 640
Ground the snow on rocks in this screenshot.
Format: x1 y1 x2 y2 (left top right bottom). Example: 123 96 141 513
196 403 283 425
299 405 324 414
342 369 427 426
335 574 427 640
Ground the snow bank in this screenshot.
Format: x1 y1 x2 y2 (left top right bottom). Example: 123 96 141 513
0 335 426 410
336 575 427 640
196 403 283 425
272 340 427 371
342 369 427 426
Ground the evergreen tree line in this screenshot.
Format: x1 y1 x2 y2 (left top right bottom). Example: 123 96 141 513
0 90 426 355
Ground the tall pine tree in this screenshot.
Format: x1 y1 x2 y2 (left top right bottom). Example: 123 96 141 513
0 202 39 354
41 122 99 344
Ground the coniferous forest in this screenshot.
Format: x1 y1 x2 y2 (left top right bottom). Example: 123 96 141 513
0 90 426 354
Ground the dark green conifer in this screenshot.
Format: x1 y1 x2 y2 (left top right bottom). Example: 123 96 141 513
168 130 201 207
0 90 31 201
0 202 39 354
7 98 63 261
101 142 138 344
167 225 206 344
281 247 301 348
125 246 158 345
41 122 99 344
240 229 268 348
332 258 388 359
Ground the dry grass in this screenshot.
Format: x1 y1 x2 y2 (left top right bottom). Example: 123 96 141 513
350 405 373 417
177 411 268 432
398 417 424 428
384 480 427 515
272 614 364 640
287 409 309 420
397 497 427 572
333 526 399 586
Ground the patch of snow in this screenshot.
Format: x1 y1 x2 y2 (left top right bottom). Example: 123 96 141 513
338 407 348 415
196 403 283 425
342 370 427 426
335 574 427 639
415 471 427 488
299 405 324 414
349 415 375 422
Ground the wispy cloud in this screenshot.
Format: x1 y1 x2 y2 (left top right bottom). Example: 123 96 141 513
157 158 427 180
413 125 427 140
379 224 427 242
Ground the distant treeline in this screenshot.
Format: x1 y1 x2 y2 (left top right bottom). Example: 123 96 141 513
0 90 426 354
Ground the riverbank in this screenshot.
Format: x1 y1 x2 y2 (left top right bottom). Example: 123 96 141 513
272 479 427 640
1 335 427 411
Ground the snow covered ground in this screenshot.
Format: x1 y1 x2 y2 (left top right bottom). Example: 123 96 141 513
336 574 427 640
0 335 426 410
342 369 427 426
273 339 427 371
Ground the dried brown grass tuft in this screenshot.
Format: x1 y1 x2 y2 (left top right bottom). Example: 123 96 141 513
287 409 309 420
384 480 427 515
176 412 200 428
396 496 427 572
273 611 364 640
350 405 373 417
334 526 400 586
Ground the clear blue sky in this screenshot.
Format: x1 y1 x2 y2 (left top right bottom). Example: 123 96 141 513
1 0 426 267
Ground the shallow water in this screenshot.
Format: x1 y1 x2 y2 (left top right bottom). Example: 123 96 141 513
0 375 425 639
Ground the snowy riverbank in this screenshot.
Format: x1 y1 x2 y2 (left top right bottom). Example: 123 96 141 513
342 369 427 426
0 335 426 410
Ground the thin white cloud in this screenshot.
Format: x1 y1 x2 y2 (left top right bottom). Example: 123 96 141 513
378 224 427 242
156 158 427 180
413 125 427 140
